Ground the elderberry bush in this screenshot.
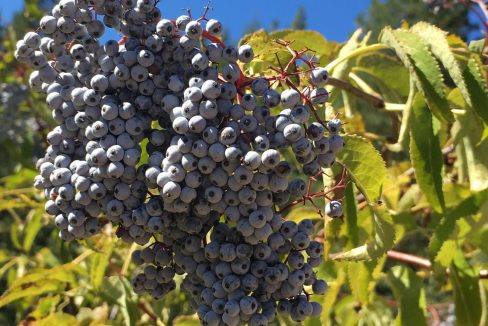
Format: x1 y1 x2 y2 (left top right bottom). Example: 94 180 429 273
16 1 345 324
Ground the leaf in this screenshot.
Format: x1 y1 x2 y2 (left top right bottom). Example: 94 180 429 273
173 315 201 326
411 23 488 124
380 27 453 122
354 53 410 99
9 263 78 289
450 88 488 191
269 29 340 66
409 94 445 213
286 206 322 223
468 39 486 54
321 267 346 325
100 276 139 326
89 237 115 290
23 208 44 252
37 313 78 326
429 188 488 260
388 266 427 326
336 135 387 203
238 29 292 76
0 280 63 308
450 251 482 326
346 262 371 305
331 204 395 261
343 182 359 247
463 57 488 124
29 295 61 319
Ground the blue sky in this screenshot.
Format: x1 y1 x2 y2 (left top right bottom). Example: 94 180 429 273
0 1 371 43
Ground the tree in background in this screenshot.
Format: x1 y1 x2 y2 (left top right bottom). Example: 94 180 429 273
291 6 307 30
356 0 479 40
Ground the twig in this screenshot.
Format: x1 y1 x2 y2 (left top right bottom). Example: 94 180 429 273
387 250 432 269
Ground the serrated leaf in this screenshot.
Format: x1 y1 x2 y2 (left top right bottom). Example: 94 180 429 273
411 23 488 125
321 266 346 325
463 58 488 124
346 262 371 305
388 266 427 326
331 204 395 261
409 94 445 213
450 251 482 326
336 135 387 203
429 188 488 259
343 182 359 247
468 39 486 54
89 237 115 290
435 240 457 267
0 280 63 308
380 27 453 122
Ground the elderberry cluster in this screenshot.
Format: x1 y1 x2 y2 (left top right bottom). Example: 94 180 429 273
16 1 345 324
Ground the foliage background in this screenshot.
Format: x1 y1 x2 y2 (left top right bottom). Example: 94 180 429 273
0 0 487 325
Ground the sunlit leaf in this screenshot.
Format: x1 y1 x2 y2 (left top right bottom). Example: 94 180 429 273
0 280 63 308
336 135 387 203
409 94 445 213
388 266 427 326
380 27 453 122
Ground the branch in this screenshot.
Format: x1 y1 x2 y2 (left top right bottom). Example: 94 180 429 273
326 77 385 109
387 250 431 269
386 250 488 279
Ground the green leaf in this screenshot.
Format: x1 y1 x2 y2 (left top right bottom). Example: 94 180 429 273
238 29 292 76
388 266 427 326
331 204 395 261
286 206 322 223
328 30 365 102
411 23 488 124
89 237 115 290
100 276 139 326
172 315 201 326
9 263 78 289
336 135 387 203
37 313 78 326
343 182 359 247
380 27 453 122
346 262 371 305
450 89 488 191
23 208 44 252
409 94 445 213
0 280 63 308
463 57 488 124
269 29 340 66
468 39 486 54
450 251 482 326
429 189 488 260
321 266 346 325
29 295 61 319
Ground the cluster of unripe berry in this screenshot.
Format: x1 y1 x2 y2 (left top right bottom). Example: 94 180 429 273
16 1 345 324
